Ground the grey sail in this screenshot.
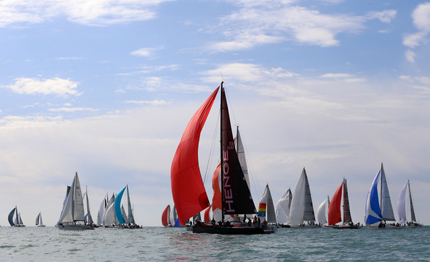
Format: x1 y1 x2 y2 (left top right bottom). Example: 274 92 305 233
379 164 395 221
343 178 352 223
235 126 250 189
73 173 85 221
85 186 94 225
303 169 315 221
408 180 417 222
127 185 135 224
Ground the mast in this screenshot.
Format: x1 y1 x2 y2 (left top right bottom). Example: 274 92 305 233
220 81 224 223
408 180 416 222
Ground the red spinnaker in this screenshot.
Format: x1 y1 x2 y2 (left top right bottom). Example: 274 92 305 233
161 205 169 226
211 164 222 212
328 181 343 225
203 205 211 222
171 87 219 225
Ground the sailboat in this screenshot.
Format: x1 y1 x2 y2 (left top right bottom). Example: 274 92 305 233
103 193 118 227
162 205 171 226
114 185 141 229
171 82 274 234
8 206 25 227
276 189 292 227
397 180 423 228
316 196 330 227
364 163 402 229
287 168 319 228
35 212 45 227
328 178 361 229
257 184 277 226
57 172 94 230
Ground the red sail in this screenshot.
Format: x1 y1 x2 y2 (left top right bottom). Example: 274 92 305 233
328 181 343 225
211 164 222 212
203 205 211 222
171 87 219 225
161 205 170 226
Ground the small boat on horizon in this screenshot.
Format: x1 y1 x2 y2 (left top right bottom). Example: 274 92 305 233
397 180 423 228
35 212 45 227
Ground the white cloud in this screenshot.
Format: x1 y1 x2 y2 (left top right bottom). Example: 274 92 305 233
131 47 164 58
0 0 173 27
49 107 98 112
2 77 80 97
405 49 416 63
125 100 169 105
403 3 430 49
202 63 298 83
320 73 353 78
207 2 396 51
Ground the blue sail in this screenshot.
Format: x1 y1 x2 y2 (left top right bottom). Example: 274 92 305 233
174 218 180 227
114 186 127 224
8 208 16 226
365 171 382 225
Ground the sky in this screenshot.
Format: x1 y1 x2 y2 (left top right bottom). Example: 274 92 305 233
0 0 430 227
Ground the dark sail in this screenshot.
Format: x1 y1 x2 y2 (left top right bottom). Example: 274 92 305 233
408 180 417 222
8 207 16 226
343 178 352 223
303 169 315 221
220 85 256 215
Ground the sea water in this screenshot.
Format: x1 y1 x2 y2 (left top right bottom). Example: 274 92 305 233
1 226 429 261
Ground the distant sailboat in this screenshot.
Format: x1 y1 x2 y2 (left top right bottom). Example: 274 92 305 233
103 193 118 227
397 180 423 228
276 188 292 227
316 196 330 226
287 168 318 227
35 212 45 227
162 205 171 226
97 194 108 226
328 178 361 229
114 185 141 229
364 164 401 229
57 172 93 230
8 206 25 227
257 184 277 225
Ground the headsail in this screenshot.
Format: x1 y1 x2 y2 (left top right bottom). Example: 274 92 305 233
397 182 407 224
276 189 292 224
8 207 16 226
161 205 170 226
365 171 382 225
316 196 329 225
171 87 219 225
328 181 343 226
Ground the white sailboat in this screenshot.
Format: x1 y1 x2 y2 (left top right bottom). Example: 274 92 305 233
276 188 292 227
287 168 319 228
57 172 94 230
257 184 277 226
316 196 330 226
35 212 45 227
397 180 423 228
364 163 402 229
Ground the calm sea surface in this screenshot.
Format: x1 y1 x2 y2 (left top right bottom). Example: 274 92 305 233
1 226 429 261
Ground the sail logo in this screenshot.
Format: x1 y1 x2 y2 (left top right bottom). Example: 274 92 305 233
223 149 235 213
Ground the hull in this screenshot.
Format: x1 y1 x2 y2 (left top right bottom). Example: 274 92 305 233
192 223 275 234
333 224 362 229
407 222 423 228
366 223 405 230
58 223 94 230
13 225 26 227
37 225 46 227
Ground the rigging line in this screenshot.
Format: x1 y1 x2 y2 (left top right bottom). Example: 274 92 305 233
203 110 220 186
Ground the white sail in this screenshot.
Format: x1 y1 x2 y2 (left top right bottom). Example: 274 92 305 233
287 168 307 226
126 185 135 224
170 206 177 226
121 205 129 224
103 194 116 225
276 189 292 224
58 178 76 223
18 213 23 225
73 173 85 221
316 198 329 225
97 196 107 225
235 127 250 189
397 182 408 224
104 203 117 226
380 164 395 221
